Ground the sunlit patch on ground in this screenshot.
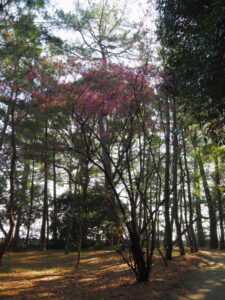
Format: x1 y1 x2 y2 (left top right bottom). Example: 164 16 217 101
0 249 204 299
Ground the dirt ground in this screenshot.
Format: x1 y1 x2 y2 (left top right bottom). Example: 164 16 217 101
0 249 205 299
160 250 225 300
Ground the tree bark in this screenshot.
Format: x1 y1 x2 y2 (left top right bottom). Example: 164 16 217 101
0 222 7 237
40 123 49 251
163 98 173 260
197 152 218 248
52 150 58 246
13 163 30 250
64 200 73 255
98 114 120 240
193 159 206 247
26 160 35 245
130 228 151 282
76 159 89 270
171 99 185 256
0 100 11 151
214 155 224 249
182 132 198 252
0 100 16 266
181 170 192 249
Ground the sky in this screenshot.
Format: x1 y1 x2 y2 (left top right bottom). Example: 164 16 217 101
51 0 154 21
47 0 158 67
49 0 157 41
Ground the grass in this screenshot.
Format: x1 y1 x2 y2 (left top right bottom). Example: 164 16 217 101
0 249 203 299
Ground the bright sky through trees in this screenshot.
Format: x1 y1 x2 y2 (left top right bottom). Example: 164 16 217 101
52 0 153 22
50 0 157 48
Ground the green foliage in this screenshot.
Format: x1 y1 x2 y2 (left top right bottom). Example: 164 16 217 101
55 0 137 58
157 0 225 138
50 187 108 249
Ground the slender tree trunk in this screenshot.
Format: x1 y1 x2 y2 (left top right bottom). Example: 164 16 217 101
13 163 30 250
64 207 73 255
40 123 49 251
182 132 198 252
214 155 224 249
97 50 120 240
156 200 161 248
46 206 50 246
0 222 7 237
172 99 185 256
197 152 218 248
98 114 120 241
181 169 192 249
75 221 82 269
0 101 11 151
76 159 89 270
163 98 173 260
64 176 74 255
52 150 58 247
26 160 35 245
0 101 16 266
193 159 206 247
13 211 22 250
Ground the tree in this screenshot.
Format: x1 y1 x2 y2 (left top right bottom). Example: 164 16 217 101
193 158 206 248
193 139 218 249
54 0 144 243
181 131 198 252
156 0 225 138
214 153 224 249
52 186 107 250
0 0 46 264
162 97 173 260
55 0 138 60
29 57 162 282
171 98 185 256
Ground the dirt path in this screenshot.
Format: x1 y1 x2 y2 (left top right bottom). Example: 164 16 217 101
161 250 225 300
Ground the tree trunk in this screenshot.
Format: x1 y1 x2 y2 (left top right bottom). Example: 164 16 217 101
0 101 11 151
214 155 224 249
98 114 120 241
40 123 49 251
64 207 73 255
181 170 192 250
0 222 7 237
76 159 89 270
26 160 35 245
163 98 173 260
193 159 206 247
52 150 58 247
64 178 74 255
182 132 198 252
129 228 151 282
197 152 218 248
13 163 30 250
13 212 22 250
0 101 16 266
172 99 185 256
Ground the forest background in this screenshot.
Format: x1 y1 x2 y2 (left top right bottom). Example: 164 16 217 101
0 0 224 283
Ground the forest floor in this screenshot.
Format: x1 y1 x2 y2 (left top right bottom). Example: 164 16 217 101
0 249 216 299
160 249 225 300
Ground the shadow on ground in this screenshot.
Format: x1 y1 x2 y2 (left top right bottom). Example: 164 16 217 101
160 251 225 300
0 250 203 300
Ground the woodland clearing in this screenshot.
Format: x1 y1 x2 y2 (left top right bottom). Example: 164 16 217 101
0 249 206 299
